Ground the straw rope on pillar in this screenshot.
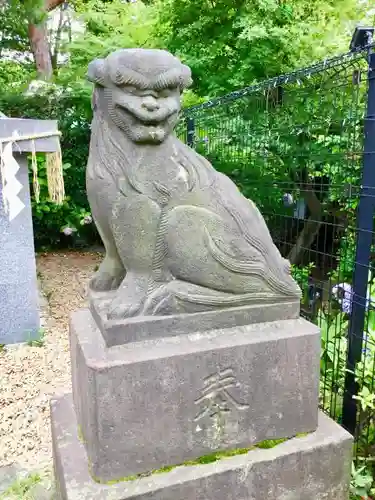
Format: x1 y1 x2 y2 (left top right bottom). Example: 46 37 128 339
0 130 65 220
46 143 65 205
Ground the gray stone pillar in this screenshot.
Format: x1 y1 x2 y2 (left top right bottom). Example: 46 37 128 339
0 118 60 344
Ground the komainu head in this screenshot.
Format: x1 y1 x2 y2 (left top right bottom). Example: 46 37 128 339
87 49 192 144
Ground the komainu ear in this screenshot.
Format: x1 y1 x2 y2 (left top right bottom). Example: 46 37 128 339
180 64 193 89
86 58 108 86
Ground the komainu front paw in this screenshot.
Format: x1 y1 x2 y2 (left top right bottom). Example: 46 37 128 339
89 268 125 292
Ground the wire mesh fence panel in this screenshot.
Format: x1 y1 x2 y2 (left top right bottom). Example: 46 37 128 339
176 45 375 467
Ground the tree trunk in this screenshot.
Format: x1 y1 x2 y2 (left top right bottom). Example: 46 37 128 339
28 22 53 80
287 184 323 266
46 0 66 11
28 0 65 80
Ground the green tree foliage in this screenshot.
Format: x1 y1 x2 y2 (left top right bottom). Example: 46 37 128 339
0 60 34 90
1 0 67 79
58 0 159 85
155 0 374 96
57 0 204 107
0 1 30 56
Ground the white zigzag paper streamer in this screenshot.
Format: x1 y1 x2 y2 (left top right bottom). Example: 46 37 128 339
1 141 25 221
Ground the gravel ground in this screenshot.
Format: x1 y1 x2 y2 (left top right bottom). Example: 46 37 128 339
0 251 101 473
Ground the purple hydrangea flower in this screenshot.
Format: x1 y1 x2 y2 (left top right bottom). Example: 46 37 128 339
282 193 294 207
83 215 93 225
332 283 354 314
62 227 74 236
332 282 372 315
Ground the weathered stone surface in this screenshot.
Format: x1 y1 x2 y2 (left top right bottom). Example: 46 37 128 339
86 48 301 326
52 393 352 500
71 309 320 481
91 297 300 346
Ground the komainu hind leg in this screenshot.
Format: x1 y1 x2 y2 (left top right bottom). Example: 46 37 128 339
164 205 263 295
161 204 299 308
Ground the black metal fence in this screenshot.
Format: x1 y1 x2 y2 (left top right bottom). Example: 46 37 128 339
177 39 375 469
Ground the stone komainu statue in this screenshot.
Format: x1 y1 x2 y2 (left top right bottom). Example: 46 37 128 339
86 49 301 320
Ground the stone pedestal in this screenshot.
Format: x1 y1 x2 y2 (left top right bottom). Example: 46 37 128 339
0 118 60 344
52 395 352 500
71 308 319 481
52 306 352 499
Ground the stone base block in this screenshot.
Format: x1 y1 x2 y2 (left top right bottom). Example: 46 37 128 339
52 394 352 500
71 309 320 481
90 295 300 346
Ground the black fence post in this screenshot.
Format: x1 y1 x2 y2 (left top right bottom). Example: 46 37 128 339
186 117 195 148
342 49 375 434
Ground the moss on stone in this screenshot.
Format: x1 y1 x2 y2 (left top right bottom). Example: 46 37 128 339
296 432 309 438
255 437 287 449
77 424 87 445
153 465 175 474
183 447 252 466
90 433 310 486
77 424 83 442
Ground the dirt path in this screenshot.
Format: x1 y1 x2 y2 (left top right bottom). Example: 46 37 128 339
0 251 101 471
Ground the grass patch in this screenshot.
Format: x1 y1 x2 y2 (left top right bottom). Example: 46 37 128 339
26 328 45 347
0 473 41 499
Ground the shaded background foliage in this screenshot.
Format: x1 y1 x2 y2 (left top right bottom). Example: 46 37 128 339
0 88 95 248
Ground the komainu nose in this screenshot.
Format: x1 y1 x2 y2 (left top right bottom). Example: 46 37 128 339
142 96 160 112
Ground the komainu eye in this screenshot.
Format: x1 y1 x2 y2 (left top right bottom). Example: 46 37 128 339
122 85 137 94
159 87 177 97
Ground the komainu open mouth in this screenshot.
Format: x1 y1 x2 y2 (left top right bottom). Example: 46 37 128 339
142 119 165 126
115 104 175 125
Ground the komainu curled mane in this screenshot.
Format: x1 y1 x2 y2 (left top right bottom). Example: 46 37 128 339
86 48 301 320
